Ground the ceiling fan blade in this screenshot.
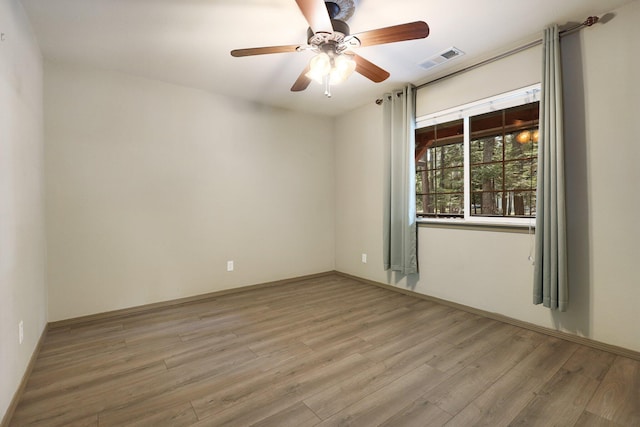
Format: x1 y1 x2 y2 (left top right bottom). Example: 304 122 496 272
291 65 312 92
352 21 429 48
295 0 333 34
353 54 390 83
231 45 301 57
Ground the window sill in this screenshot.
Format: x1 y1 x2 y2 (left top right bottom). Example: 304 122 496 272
417 217 535 233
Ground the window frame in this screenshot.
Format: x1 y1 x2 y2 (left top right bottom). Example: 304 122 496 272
415 84 541 227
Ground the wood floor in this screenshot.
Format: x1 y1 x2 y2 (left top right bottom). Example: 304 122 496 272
9 274 640 426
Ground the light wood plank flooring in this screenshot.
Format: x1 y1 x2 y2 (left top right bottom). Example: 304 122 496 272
9 274 640 426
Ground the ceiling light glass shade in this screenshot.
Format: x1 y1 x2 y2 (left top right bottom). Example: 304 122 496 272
306 53 332 84
306 53 356 85
330 54 356 84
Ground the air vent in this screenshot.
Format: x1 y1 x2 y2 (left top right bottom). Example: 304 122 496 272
419 47 465 70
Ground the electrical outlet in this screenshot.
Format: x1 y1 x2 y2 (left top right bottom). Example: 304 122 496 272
361 253 367 263
19 321 24 344
227 260 234 272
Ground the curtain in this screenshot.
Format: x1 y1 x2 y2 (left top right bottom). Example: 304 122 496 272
383 85 418 275
534 25 568 311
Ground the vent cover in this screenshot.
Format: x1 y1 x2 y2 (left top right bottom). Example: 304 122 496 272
419 47 465 70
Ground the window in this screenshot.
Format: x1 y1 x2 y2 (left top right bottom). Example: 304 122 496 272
415 85 540 224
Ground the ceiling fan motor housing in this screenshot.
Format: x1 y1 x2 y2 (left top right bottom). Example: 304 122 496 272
325 0 357 21
307 19 350 47
306 1 359 52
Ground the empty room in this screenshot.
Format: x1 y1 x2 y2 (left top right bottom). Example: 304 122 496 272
1 0 639 425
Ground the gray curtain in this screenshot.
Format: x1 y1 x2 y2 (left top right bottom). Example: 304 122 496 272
534 25 568 311
383 85 418 275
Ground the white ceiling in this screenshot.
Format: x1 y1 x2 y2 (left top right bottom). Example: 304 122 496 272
20 0 632 116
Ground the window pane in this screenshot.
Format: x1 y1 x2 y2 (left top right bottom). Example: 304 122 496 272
506 123 538 160
434 193 464 215
440 143 464 167
440 168 464 191
471 164 503 191
470 191 503 216
504 159 536 192
471 136 503 164
469 102 539 218
415 118 464 217
505 102 539 129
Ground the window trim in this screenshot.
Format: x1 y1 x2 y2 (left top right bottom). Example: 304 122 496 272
416 84 541 227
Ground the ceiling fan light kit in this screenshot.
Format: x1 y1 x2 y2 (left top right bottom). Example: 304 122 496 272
306 52 356 84
230 0 430 97
306 52 356 97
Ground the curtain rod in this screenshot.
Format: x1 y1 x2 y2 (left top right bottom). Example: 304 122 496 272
375 15 599 105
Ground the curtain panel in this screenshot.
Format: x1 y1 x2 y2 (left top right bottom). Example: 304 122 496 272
383 85 418 275
534 25 568 311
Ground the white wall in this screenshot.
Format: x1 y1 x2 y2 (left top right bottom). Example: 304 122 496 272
0 0 47 421
335 0 640 352
45 61 335 321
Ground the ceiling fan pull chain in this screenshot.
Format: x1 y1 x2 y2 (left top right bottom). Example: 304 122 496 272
324 75 332 98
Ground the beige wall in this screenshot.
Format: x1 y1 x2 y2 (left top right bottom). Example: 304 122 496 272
335 0 640 352
416 44 542 117
563 0 640 351
0 0 47 421
44 62 335 321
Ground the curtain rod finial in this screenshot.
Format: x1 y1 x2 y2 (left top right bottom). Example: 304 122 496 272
584 16 599 26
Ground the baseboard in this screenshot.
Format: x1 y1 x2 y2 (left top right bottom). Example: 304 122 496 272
48 271 336 330
1 324 48 427
336 271 640 362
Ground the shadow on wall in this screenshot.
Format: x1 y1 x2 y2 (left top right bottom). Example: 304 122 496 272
550 25 599 337
386 268 420 290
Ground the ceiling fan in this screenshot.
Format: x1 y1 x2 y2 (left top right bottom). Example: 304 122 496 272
230 0 429 97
